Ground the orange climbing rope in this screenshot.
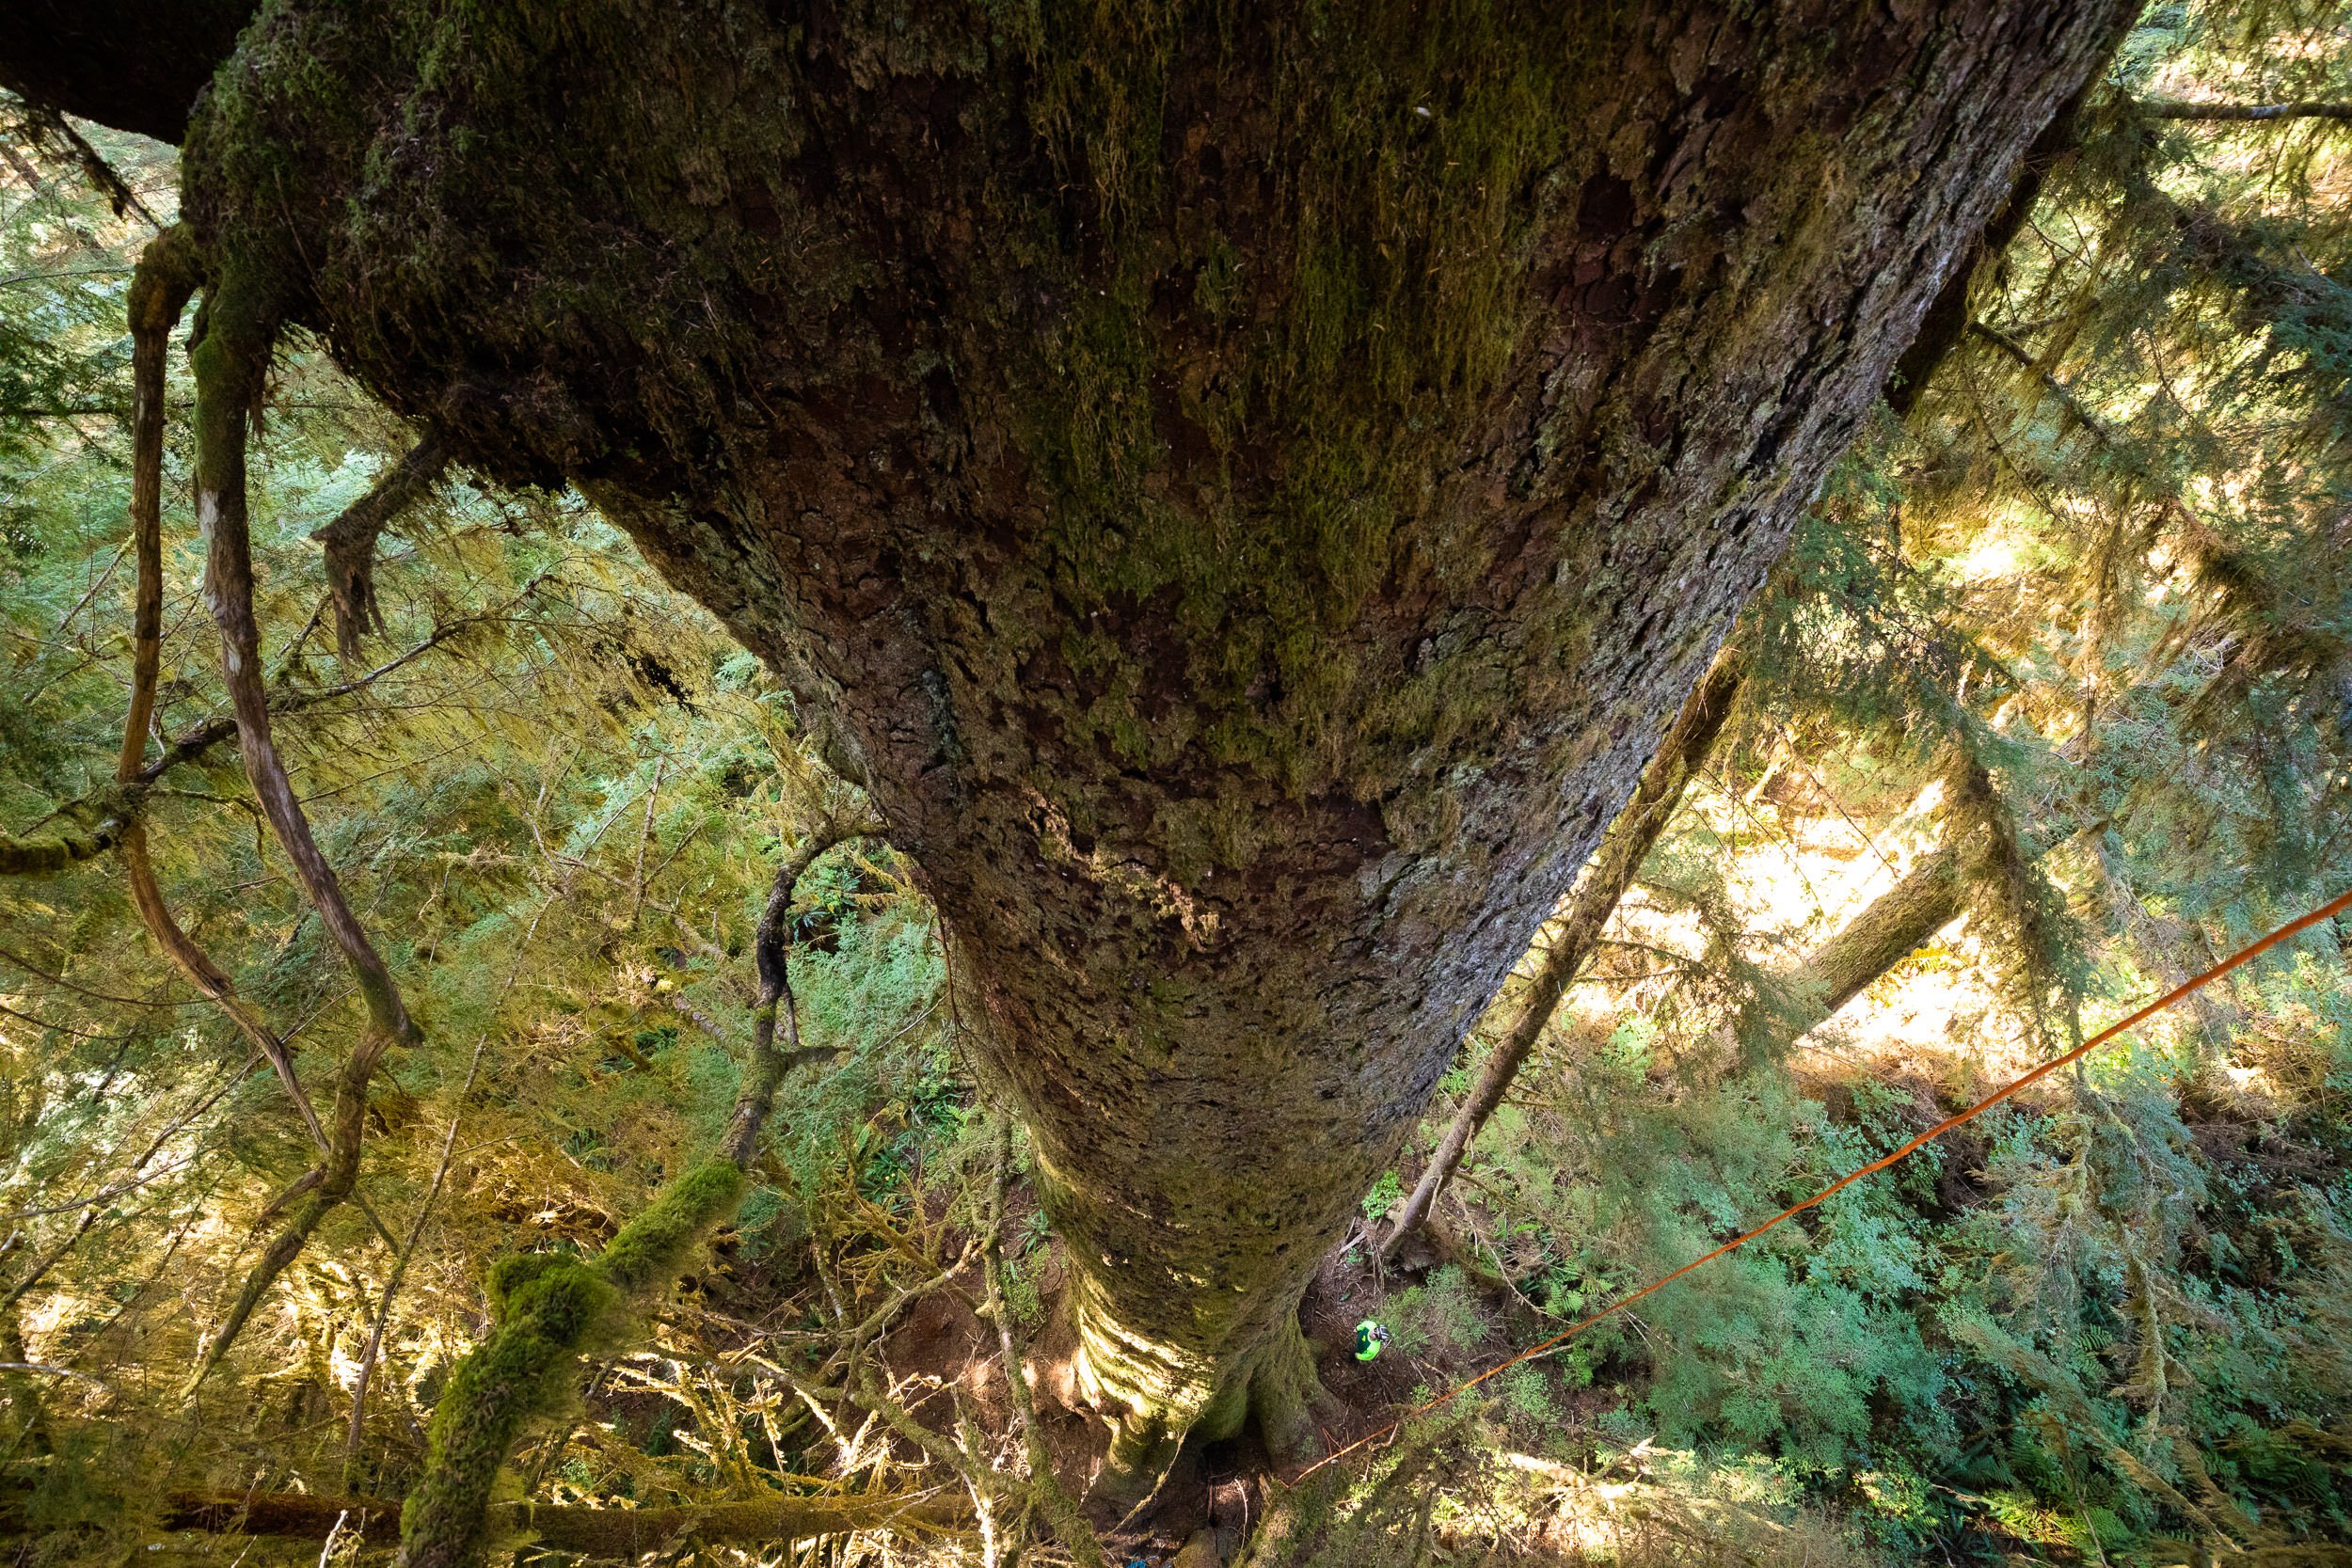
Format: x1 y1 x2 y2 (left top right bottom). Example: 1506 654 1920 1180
1295 884 2352 1484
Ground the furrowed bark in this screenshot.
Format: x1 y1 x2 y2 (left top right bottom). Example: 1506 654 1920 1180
980 1118 1105 1565
176 0 2140 1474
1380 643 1746 1259
1885 71 2110 419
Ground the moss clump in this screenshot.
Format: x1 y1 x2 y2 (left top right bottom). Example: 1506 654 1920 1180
393 1158 745 1568
596 1158 745 1293
398 1258 615 1568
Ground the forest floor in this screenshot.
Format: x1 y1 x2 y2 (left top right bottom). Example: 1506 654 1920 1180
847 1191 1584 1562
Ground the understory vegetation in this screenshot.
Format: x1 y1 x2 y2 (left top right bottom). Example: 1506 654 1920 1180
3 2 2351 1564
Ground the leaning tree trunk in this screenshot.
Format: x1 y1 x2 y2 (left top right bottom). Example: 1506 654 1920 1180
21 0 2137 1483
1740 845 1965 1056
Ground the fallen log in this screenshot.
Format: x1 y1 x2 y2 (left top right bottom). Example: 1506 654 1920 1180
4 1486 964 1558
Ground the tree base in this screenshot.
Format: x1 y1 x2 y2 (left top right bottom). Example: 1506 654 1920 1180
1083 1312 1327 1514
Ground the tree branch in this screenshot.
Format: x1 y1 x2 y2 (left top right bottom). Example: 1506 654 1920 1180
106 230 329 1151
390 1162 746 1568
190 264 420 1047
0 566 532 887
722 814 885 1166
0 818 122 876
1741 847 1963 1053
179 261 421 1389
5 98 157 224
312 431 451 658
2138 99 2352 121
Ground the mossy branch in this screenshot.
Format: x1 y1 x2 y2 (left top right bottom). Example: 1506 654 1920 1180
0 820 123 877
0 1483 966 1557
392 1159 744 1568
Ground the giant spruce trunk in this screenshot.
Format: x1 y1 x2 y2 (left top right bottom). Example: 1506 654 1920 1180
27 0 2132 1479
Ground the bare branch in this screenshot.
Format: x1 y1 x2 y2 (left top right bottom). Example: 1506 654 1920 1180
108 229 328 1155
721 814 886 1166
312 431 451 658
178 264 422 1389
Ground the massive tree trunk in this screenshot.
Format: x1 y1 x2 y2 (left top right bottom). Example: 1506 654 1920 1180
14 0 2134 1479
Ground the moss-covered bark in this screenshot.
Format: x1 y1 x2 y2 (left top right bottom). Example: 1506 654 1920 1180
146 0 2137 1471
393 1161 742 1568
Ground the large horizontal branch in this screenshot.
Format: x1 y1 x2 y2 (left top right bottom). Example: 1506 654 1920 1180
0 0 259 144
1741 846 1963 1054
2138 99 2352 122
